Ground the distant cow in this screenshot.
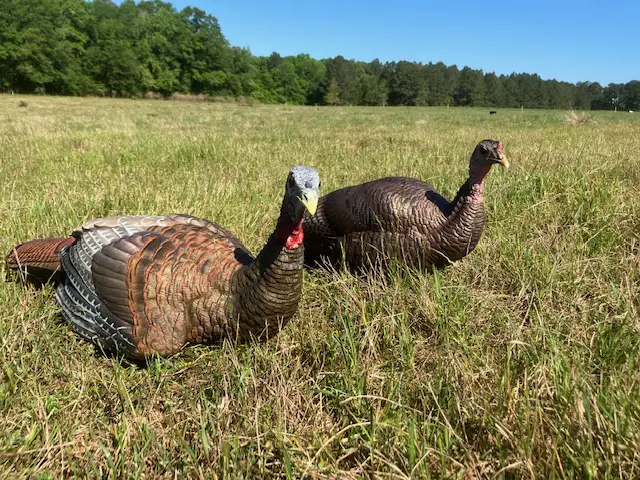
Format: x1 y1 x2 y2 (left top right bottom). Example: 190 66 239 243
489 110 497 115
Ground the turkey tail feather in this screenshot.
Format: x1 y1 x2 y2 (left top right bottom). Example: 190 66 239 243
5 237 75 285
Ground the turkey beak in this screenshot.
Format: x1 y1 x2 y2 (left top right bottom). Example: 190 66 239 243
300 191 318 216
494 152 509 169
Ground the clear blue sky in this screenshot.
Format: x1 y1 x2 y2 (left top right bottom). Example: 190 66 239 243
130 0 639 85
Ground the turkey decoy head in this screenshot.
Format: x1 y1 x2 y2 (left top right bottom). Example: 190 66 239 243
469 140 508 179
474 139 509 169
285 165 320 222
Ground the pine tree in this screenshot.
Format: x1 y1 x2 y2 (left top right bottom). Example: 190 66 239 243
324 77 340 105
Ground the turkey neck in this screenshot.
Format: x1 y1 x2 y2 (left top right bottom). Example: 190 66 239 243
435 162 489 261
231 198 305 337
449 162 491 209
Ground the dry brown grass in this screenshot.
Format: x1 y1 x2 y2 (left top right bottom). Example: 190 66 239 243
566 108 594 124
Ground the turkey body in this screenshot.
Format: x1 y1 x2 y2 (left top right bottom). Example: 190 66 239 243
303 177 484 270
6 167 321 360
303 140 507 271
8 215 301 360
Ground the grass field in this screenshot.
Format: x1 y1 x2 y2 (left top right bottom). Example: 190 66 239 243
0 96 639 479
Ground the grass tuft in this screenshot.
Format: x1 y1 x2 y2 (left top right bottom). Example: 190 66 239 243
566 109 593 124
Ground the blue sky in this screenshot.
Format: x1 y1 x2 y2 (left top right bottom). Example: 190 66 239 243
130 0 639 84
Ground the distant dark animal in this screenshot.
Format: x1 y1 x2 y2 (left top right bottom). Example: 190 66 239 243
302 140 508 272
489 110 497 115
6 166 320 360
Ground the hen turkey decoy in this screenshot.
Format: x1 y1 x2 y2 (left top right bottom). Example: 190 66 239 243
303 140 508 271
6 166 320 360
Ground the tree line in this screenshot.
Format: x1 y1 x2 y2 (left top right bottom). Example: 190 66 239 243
1 0 639 110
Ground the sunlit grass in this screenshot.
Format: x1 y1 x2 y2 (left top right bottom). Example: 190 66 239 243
1 96 639 478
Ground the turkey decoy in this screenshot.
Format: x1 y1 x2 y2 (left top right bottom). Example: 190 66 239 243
6 166 321 360
303 140 508 271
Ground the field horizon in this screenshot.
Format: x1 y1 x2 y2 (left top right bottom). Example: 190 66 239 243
1 95 639 478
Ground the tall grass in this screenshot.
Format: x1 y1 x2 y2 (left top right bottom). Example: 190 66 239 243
1 96 639 478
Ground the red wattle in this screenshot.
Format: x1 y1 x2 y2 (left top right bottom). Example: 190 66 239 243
276 219 305 249
285 227 304 249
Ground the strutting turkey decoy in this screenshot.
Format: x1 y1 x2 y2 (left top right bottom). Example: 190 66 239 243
302 140 508 271
6 166 321 360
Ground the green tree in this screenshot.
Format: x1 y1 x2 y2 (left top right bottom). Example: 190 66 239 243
501 75 519 107
422 62 453 106
573 81 601 110
620 81 640 110
453 67 485 106
385 61 427 106
134 1 193 95
359 72 387 106
324 77 340 105
290 54 325 104
324 56 359 105
272 58 306 104
484 72 506 106
594 83 623 110
0 0 95 94
179 6 236 95
547 80 575 109
267 52 283 70
84 0 147 96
